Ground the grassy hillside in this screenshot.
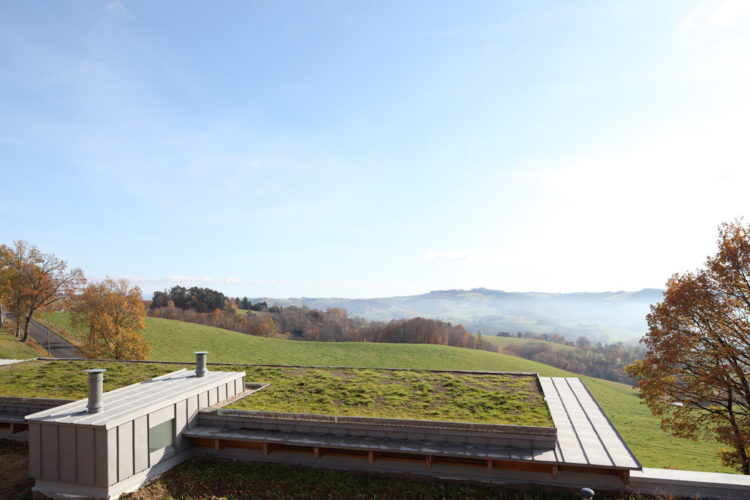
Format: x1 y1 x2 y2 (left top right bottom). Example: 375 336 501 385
259 288 659 341
480 335 576 351
43 313 734 473
0 328 39 359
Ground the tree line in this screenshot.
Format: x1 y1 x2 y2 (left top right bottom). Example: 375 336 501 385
498 333 645 384
149 295 482 349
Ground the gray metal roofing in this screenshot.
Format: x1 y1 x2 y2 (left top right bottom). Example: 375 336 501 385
539 377 641 469
25 369 244 429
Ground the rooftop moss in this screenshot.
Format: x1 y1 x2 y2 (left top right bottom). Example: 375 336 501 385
0 361 552 427
226 366 553 427
0 360 179 399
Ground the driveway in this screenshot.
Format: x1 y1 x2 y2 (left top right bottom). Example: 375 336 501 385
6 313 84 359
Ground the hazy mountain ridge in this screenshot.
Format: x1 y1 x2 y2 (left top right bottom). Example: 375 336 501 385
255 288 664 343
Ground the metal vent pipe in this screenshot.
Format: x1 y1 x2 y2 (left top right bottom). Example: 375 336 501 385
195 351 208 377
86 369 106 414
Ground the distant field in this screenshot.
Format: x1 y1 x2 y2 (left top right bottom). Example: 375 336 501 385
40 313 735 473
481 335 576 351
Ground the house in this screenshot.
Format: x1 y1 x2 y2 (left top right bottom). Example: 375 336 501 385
1 354 748 499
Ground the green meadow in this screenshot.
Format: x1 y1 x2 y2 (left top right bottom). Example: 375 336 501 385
0 327 38 359
38 313 735 473
480 335 576 351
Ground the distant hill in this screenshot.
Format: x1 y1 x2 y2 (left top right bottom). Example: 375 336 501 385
254 288 664 343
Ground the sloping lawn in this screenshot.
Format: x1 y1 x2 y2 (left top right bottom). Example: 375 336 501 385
0 328 40 359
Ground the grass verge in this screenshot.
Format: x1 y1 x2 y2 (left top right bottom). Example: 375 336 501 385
0 326 43 359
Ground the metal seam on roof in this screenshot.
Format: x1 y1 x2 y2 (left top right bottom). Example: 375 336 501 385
568 377 641 469
29 371 228 421
564 378 615 467
25 370 244 428
545 377 588 464
538 377 641 470
567 378 637 468
555 377 607 465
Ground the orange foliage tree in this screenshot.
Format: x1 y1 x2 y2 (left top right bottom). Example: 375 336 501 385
626 220 750 474
247 314 277 337
72 278 151 360
0 245 12 326
5 241 85 342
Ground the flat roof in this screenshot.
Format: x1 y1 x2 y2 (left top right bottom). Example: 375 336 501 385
187 376 641 471
539 377 640 469
25 369 244 429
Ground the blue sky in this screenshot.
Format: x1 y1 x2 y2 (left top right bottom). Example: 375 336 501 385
2 1 750 298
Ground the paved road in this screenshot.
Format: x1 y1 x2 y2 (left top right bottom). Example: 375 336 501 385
7 313 84 359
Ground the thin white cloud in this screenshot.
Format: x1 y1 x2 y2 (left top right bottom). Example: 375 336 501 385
677 0 750 84
115 275 251 286
422 250 469 262
710 0 750 27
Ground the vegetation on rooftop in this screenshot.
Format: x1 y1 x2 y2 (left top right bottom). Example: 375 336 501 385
226 366 552 426
0 360 550 426
0 360 176 399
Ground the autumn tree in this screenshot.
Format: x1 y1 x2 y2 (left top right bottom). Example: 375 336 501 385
246 313 277 337
72 278 151 360
626 220 750 474
6 241 85 342
0 245 12 326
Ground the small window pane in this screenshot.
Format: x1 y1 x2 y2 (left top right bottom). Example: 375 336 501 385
149 419 173 452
